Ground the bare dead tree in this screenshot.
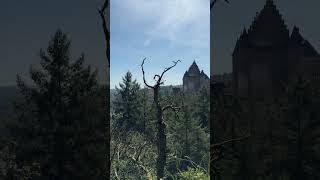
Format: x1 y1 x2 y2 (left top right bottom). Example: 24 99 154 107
99 0 110 67
98 0 110 179
141 58 180 180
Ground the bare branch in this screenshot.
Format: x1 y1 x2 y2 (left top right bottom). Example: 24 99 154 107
158 60 181 84
210 134 250 176
101 0 109 13
113 166 121 180
210 0 218 9
162 105 179 112
141 59 180 87
98 0 110 67
153 74 161 82
125 142 153 179
211 134 250 148
136 141 147 161
141 58 154 89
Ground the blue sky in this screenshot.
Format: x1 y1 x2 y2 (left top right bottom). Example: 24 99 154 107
110 0 210 88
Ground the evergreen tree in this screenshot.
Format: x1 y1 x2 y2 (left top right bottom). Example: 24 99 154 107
193 85 210 130
111 73 157 179
113 71 144 137
9 30 106 180
166 91 209 176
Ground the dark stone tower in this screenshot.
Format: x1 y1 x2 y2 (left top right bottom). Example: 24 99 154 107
232 0 320 99
221 0 320 178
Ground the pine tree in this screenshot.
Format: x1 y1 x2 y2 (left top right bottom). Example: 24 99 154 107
9 30 107 180
193 85 210 130
166 91 209 176
113 71 144 137
111 72 157 179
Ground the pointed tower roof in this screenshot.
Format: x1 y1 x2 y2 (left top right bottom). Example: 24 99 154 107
289 26 304 47
289 26 320 57
183 70 188 79
247 0 289 47
233 28 249 55
187 60 201 76
191 60 198 68
201 70 209 79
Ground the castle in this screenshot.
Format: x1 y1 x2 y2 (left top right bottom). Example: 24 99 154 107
213 1 320 178
183 61 209 92
232 0 320 99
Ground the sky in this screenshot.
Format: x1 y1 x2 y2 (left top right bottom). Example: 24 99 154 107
211 0 320 75
0 0 107 86
1 0 319 87
111 0 210 88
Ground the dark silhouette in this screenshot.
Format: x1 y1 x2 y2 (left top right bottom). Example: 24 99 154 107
98 0 110 178
8 30 107 180
213 0 320 179
232 0 320 99
99 0 110 68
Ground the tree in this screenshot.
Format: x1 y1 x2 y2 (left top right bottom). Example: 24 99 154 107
9 30 107 180
113 72 143 137
141 58 180 180
193 85 210 130
98 0 110 67
111 72 157 179
98 0 110 177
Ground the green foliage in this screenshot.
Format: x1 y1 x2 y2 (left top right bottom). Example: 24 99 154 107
111 72 210 179
178 167 209 180
193 85 210 129
111 73 157 179
166 88 209 175
113 72 147 136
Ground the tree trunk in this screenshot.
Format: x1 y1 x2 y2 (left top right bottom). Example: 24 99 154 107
154 87 166 179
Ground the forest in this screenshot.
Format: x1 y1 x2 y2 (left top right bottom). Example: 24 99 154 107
110 69 210 179
0 30 210 180
0 30 108 180
211 78 320 180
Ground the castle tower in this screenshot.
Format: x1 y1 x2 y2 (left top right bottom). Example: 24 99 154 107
233 0 320 99
216 0 320 178
183 61 209 92
233 0 291 99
